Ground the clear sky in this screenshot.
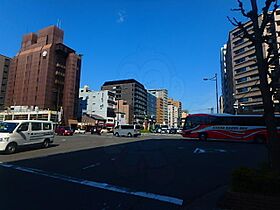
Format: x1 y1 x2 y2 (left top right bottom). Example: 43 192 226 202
0 0 251 113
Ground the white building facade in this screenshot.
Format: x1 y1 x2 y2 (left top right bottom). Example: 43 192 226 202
79 86 116 126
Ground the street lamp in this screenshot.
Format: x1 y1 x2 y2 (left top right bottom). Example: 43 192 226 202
203 73 219 113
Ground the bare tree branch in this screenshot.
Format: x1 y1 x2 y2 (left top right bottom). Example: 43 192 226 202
231 0 252 18
227 16 255 43
260 0 279 33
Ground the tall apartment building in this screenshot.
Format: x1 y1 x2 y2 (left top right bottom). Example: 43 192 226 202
5 26 82 125
148 89 168 124
222 10 280 114
220 44 235 114
147 91 157 119
102 79 147 124
79 85 116 126
167 98 182 128
0 54 11 110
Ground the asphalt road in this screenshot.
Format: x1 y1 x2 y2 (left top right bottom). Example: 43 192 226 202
0 134 267 210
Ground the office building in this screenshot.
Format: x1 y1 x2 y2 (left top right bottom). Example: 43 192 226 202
0 54 11 110
79 85 116 127
149 89 168 124
102 79 147 124
5 26 82 125
167 98 182 128
147 91 157 119
223 10 280 114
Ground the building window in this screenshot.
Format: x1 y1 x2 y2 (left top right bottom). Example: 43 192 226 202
237 87 249 93
233 39 244 46
234 48 245 55
235 67 247 74
236 77 248 84
239 98 249 102
235 57 246 64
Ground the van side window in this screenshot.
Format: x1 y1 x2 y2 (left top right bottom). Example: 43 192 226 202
43 123 52 130
31 122 42 131
17 123 29 132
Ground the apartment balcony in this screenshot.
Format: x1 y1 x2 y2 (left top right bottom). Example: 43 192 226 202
235 80 260 90
235 90 262 99
235 69 259 79
233 48 255 60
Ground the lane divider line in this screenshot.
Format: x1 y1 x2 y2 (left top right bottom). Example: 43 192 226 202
0 163 183 206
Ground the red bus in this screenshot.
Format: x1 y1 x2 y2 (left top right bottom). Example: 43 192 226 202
182 114 280 143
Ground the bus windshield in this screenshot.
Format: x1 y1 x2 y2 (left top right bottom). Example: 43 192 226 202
0 122 19 133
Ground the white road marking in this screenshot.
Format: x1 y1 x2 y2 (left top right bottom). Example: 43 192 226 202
193 148 228 154
0 163 183 206
82 162 101 170
193 148 206 154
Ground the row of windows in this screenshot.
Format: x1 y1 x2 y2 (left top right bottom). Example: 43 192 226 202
233 39 244 46
236 77 248 84
237 87 249 93
185 115 280 128
18 122 52 132
234 48 245 55
235 57 245 64
236 75 259 84
235 67 247 74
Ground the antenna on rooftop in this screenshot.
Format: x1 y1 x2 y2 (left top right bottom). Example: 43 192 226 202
56 19 62 29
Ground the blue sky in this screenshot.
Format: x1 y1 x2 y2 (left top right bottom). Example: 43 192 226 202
0 0 252 112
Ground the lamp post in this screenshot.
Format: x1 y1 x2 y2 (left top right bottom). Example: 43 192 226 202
203 73 219 113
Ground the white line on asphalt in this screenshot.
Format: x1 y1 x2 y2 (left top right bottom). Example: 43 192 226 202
0 163 183 206
82 162 101 170
193 148 206 154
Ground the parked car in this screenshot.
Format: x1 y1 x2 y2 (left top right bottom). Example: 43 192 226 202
160 125 169 134
74 128 86 134
55 126 74 136
90 126 102 135
177 128 183 134
169 128 177 134
113 124 141 137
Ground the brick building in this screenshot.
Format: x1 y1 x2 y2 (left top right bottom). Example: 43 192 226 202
5 26 82 125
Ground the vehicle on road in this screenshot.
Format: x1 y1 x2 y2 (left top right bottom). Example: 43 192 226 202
90 126 102 135
169 128 177 134
0 120 54 154
113 124 141 137
160 125 169 134
74 128 86 134
182 113 280 143
55 126 74 136
177 128 183 134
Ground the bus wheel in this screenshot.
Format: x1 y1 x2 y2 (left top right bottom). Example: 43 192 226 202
115 132 120 137
254 135 265 144
127 133 132 137
5 142 17 154
199 133 207 141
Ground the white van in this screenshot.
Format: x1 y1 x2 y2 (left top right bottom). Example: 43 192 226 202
0 120 54 154
113 124 141 137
